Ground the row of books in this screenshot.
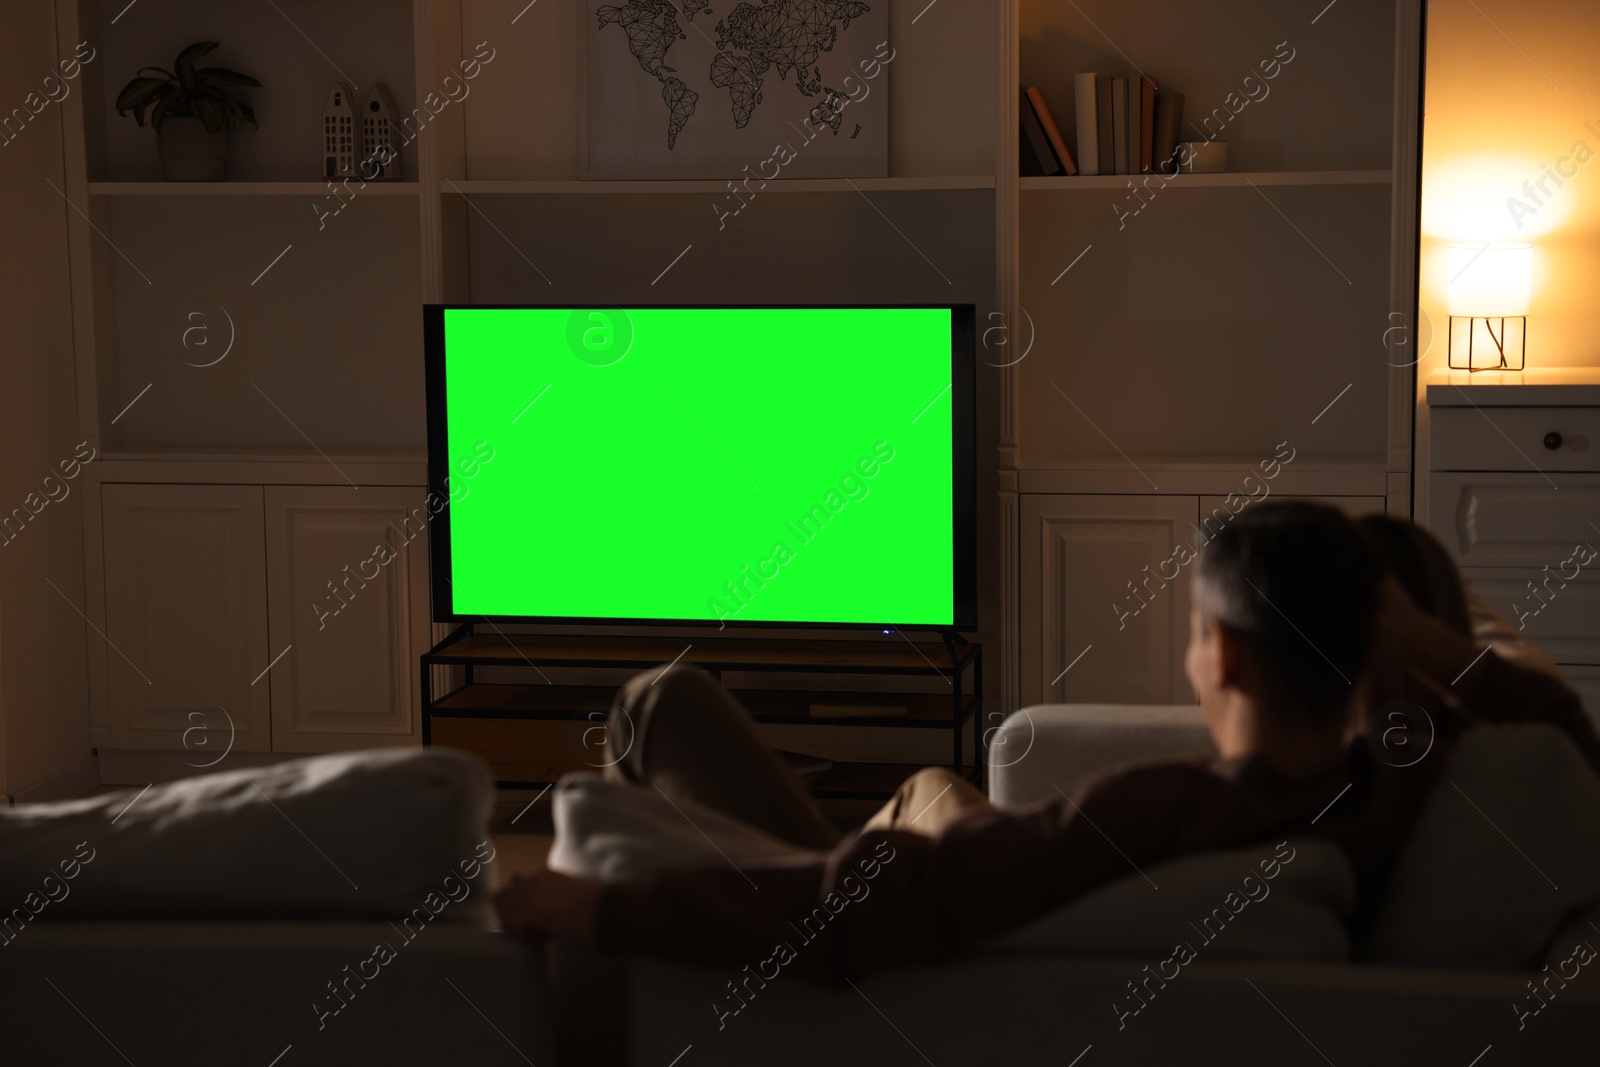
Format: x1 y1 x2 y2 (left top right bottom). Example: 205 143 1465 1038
1021 76 1186 177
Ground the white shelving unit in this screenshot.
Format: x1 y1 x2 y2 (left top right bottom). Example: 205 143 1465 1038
53 0 1004 775
998 0 1423 711
50 0 1422 773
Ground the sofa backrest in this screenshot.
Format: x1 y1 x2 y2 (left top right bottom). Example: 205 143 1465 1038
987 703 1214 808
980 836 1355 962
1360 722 1600 969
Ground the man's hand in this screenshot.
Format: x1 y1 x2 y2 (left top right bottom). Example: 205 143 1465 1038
494 869 603 946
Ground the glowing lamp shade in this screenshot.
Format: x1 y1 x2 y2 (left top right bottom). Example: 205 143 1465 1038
1446 242 1530 370
1447 243 1531 318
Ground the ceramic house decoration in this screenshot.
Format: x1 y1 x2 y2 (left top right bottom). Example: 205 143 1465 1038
321 81 359 180
360 83 402 181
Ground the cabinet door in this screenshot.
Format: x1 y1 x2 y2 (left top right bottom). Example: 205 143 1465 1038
1020 495 1199 709
265 486 430 752
101 484 271 751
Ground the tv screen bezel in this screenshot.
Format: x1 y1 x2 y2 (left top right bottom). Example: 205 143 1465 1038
423 303 977 632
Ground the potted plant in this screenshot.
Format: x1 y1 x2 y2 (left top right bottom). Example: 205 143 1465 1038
115 41 260 182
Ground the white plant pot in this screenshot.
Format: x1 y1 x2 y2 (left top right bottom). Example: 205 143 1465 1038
157 117 229 181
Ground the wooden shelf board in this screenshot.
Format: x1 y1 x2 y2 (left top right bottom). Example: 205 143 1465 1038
443 176 996 195
432 683 974 727
432 714 952 797
87 181 421 196
1021 170 1391 190
426 632 970 674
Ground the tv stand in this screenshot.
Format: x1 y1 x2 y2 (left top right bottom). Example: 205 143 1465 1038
421 628 982 799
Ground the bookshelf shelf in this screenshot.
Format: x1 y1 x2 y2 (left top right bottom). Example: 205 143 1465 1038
1020 170 1393 191
87 181 421 197
442 176 998 196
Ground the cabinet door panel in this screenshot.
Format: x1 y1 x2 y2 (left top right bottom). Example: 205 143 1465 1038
1429 473 1600 567
1020 495 1198 708
266 486 430 752
101 484 270 751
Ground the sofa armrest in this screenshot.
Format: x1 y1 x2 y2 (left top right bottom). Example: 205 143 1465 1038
987 704 1215 807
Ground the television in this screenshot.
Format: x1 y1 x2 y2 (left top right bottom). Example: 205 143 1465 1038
423 305 976 630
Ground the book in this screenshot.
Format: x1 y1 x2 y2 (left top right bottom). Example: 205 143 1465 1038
1139 76 1157 173
1126 80 1140 175
1019 88 1062 175
1111 78 1128 174
1095 75 1114 177
1153 89 1185 174
1024 86 1078 175
808 703 909 719
1073 72 1100 175
1127 78 1141 176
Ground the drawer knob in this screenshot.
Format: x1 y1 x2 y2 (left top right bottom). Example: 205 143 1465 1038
1544 431 1563 451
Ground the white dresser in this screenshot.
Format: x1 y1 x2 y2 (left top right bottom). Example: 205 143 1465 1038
1425 369 1600 721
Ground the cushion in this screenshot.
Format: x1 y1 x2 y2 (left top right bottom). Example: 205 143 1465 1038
981 837 1354 961
546 773 817 883
0 748 496 926
1361 724 1600 968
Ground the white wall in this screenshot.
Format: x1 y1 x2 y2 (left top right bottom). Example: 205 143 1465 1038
0 3 93 799
1421 0 1600 370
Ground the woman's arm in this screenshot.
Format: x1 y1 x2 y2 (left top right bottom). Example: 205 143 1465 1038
1370 577 1600 771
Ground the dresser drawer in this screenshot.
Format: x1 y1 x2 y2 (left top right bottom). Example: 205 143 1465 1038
1431 405 1600 472
1430 472 1600 566
1464 568 1600 665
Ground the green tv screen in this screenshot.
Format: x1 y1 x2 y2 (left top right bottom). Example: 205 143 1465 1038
423 305 976 629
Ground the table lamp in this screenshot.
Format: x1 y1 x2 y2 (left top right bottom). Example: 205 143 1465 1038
1447 242 1529 371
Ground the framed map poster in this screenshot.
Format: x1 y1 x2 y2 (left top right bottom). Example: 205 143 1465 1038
583 0 890 179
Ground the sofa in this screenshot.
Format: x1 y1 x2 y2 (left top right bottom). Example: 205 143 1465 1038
612 706 1600 1066
7 708 1600 1066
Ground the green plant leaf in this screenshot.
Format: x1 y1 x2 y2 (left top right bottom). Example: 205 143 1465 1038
117 43 260 133
196 68 263 89
174 41 218 89
149 93 181 131
196 97 228 135
114 77 169 114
